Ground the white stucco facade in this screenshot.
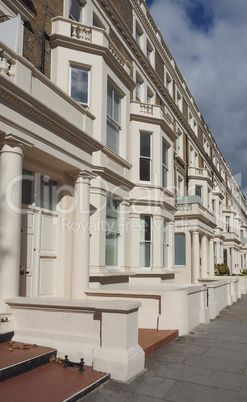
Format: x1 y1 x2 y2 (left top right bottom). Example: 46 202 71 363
1 0 247 381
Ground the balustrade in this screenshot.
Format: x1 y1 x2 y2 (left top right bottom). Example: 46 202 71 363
0 48 16 80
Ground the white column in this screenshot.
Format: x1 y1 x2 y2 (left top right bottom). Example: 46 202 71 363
152 215 163 272
192 231 200 283
216 241 222 264
231 248 235 274
201 235 208 278
71 171 92 299
208 238 214 277
0 140 24 313
129 212 140 271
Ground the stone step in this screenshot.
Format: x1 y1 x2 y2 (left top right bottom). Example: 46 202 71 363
0 361 110 402
0 341 109 401
0 341 56 382
138 328 179 357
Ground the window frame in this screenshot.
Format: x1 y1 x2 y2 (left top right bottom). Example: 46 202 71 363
70 65 90 108
140 132 152 183
106 82 122 155
69 0 84 22
174 233 185 266
135 21 143 48
162 141 169 188
105 196 120 269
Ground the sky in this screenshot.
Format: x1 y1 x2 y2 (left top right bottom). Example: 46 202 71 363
146 0 247 195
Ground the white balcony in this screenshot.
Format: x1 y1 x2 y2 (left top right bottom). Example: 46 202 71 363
188 167 211 179
130 101 174 129
175 196 215 225
51 17 131 75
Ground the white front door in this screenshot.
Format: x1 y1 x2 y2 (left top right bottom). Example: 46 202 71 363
19 208 58 297
19 171 58 297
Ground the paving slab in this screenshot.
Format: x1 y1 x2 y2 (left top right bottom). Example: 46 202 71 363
182 354 246 374
80 295 247 402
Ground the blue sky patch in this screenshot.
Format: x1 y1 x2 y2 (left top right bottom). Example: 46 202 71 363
186 2 214 33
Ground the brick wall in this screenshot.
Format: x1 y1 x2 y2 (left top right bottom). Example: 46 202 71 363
23 0 63 78
155 50 164 83
198 126 203 146
182 98 188 121
109 0 133 33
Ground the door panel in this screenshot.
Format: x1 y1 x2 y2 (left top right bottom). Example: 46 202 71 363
39 258 56 297
19 211 35 297
39 212 57 297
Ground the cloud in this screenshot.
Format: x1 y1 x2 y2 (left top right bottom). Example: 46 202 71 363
148 0 247 193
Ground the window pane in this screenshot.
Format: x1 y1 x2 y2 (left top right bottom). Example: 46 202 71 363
140 158 150 181
140 242 151 267
175 234 185 265
71 67 88 105
195 185 202 198
36 174 57 211
162 166 168 187
107 119 119 154
69 0 82 21
22 169 33 205
140 133 150 157
114 91 121 123
162 143 168 166
107 85 113 117
106 233 118 266
140 216 151 241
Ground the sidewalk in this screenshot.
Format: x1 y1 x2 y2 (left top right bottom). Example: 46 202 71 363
80 295 247 402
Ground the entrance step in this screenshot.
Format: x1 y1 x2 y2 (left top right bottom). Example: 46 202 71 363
0 342 110 401
138 328 179 357
0 342 56 382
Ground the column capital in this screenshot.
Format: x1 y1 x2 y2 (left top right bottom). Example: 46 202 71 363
0 133 33 153
69 169 96 183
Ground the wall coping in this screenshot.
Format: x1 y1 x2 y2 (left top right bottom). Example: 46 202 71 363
5 297 141 313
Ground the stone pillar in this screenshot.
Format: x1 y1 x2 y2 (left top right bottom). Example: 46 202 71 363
231 248 235 274
216 241 222 264
152 215 163 271
129 212 140 271
201 235 208 278
71 171 93 299
192 231 200 283
208 238 214 277
0 139 24 313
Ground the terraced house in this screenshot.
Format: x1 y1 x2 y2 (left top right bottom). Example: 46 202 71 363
1 0 247 381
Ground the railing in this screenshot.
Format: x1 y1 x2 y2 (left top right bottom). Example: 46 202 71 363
175 196 215 223
0 47 16 80
188 167 210 178
130 101 174 128
71 23 91 41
